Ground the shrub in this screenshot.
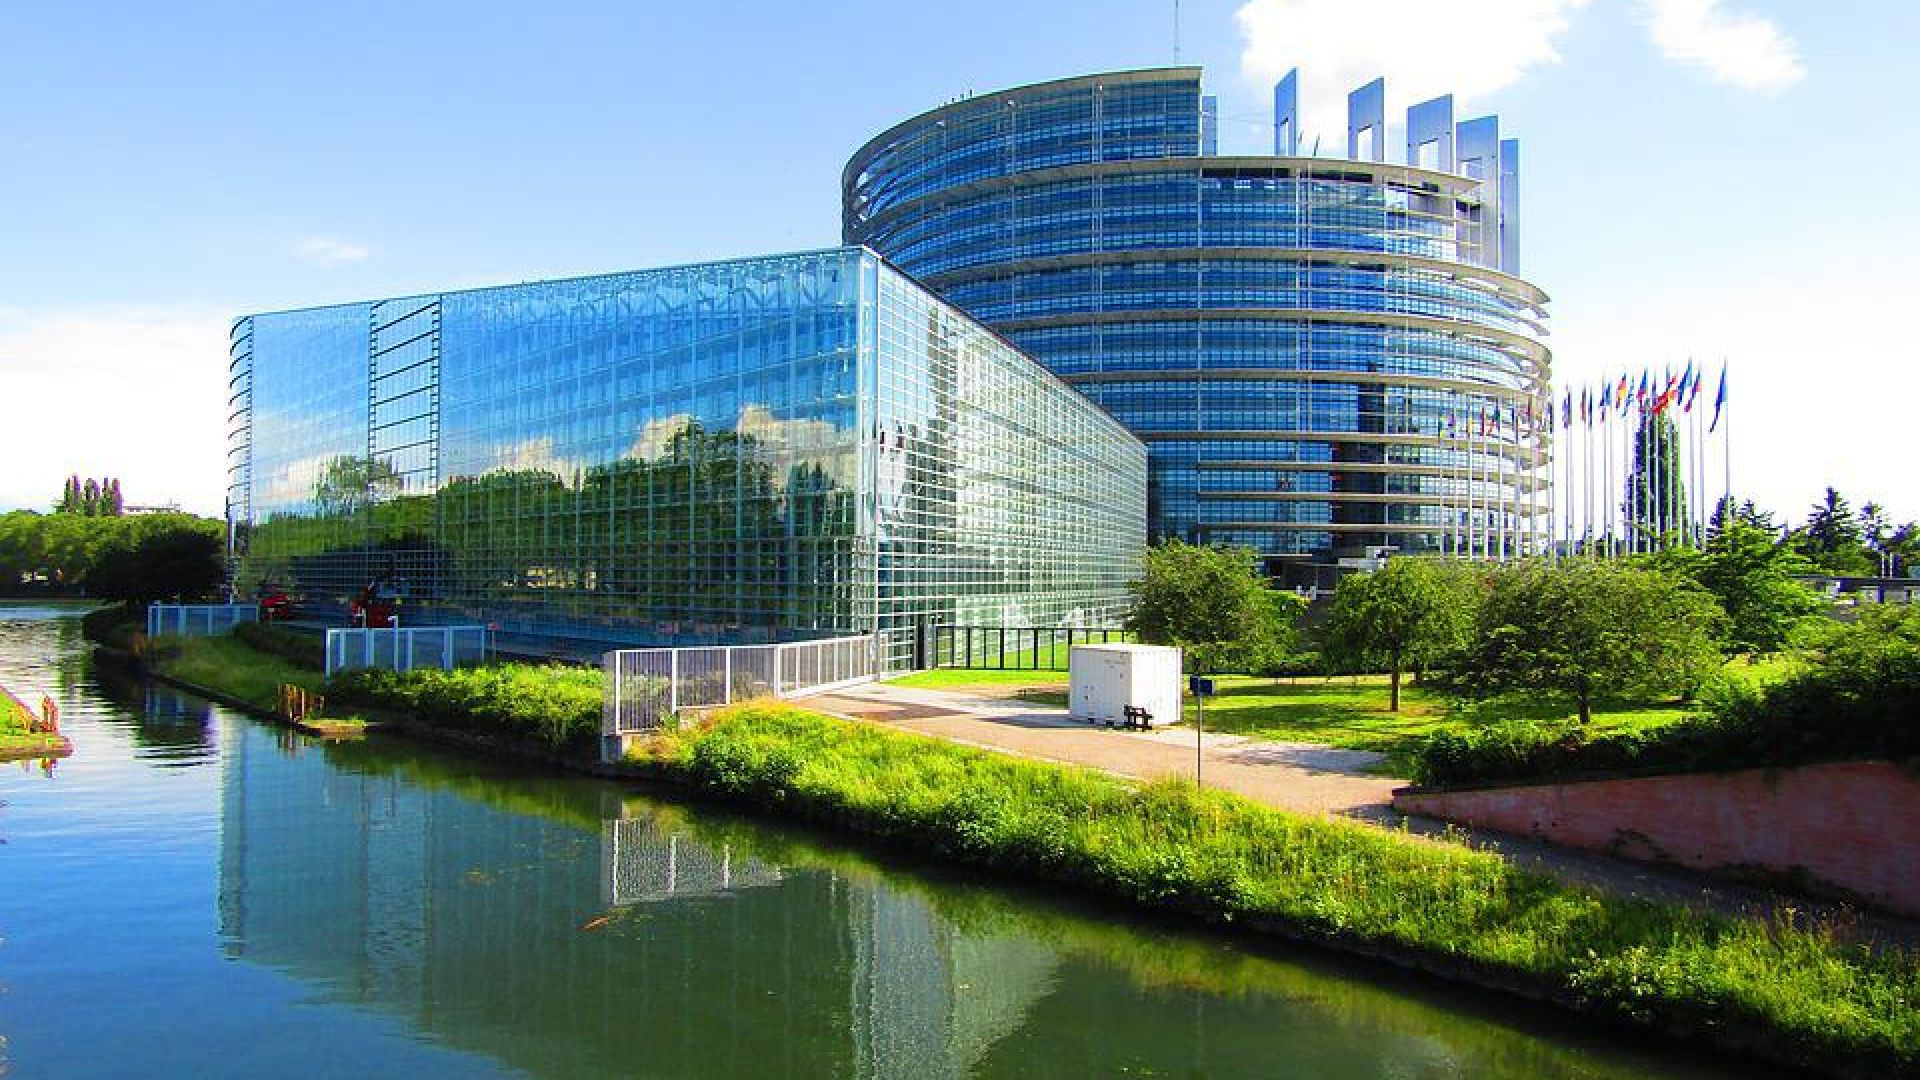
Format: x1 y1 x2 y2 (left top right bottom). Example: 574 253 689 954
329 663 603 750
233 621 324 670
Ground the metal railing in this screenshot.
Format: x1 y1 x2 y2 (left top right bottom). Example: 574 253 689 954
603 634 877 734
324 626 490 678
930 625 1128 671
147 603 259 638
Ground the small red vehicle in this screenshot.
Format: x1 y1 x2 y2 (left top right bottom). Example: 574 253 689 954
258 584 296 622
348 580 399 629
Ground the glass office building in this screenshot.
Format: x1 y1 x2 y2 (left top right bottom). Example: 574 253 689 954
845 68 1551 579
227 247 1146 665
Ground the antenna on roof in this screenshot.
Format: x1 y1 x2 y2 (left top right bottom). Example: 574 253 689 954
1173 0 1181 64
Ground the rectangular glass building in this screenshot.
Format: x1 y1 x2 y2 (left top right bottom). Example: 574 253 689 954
227 247 1147 667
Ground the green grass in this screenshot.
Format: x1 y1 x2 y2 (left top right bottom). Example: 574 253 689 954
896 659 1799 776
631 703 1919 1076
150 633 323 710
0 685 65 754
886 667 1070 692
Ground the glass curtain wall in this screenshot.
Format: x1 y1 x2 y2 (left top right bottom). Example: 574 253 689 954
845 68 1551 572
230 248 1145 663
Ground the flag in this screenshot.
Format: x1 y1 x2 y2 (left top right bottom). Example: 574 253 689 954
1636 371 1650 409
1709 366 1729 432
1615 373 1629 408
1680 358 1694 398
1562 391 1572 429
1599 382 1611 413
1686 368 1704 411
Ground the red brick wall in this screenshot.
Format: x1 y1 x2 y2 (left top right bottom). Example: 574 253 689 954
1396 762 1920 915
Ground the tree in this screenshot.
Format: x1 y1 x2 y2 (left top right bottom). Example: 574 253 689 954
1464 559 1726 724
1793 488 1874 576
1663 513 1822 654
1125 541 1301 671
1624 410 1687 547
1321 557 1481 710
87 525 225 605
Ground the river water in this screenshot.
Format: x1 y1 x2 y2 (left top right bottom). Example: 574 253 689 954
0 604 1771 1078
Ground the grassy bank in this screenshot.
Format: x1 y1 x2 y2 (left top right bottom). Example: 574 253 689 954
630 702 1919 1077
1 684 66 755
147 633 323 710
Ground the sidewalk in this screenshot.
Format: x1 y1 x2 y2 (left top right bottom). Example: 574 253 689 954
807 681 1400 816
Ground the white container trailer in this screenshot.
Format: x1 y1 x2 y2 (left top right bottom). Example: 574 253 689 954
1069 643 1183 728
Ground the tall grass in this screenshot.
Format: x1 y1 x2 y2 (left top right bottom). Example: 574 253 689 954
150 634 322 708
330 663 602 750
635 703 1920 1076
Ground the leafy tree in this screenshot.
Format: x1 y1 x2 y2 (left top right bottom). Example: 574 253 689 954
1126 541 1301 671
87 525 225 605
1321 557 1481 710
1464 559 1726 724
1654 513 1821 654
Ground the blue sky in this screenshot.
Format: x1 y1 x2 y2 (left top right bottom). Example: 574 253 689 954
3 0 1912 527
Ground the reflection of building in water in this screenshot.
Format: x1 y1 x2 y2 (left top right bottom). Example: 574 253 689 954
601 812 783 905
218 727 1054 1079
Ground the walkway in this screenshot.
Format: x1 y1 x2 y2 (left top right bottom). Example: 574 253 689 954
808 681 1399 816
807 679 1920 945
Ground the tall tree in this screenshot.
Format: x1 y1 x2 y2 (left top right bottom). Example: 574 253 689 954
1321 558 1481 710
1794 488 1874 576
1465 559 1726 724
1624 410 1687 547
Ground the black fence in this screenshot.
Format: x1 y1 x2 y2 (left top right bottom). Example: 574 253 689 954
928 625 1129 671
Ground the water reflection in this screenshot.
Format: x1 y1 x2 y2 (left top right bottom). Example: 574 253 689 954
215 730 1751 1080
0 603 1763 1080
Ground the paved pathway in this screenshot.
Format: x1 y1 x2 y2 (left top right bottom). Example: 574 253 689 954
807 679 1920 945
808 681 1399 816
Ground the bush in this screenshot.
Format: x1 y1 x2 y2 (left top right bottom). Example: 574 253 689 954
233 621 324 670
329 663 603 750
1414 608 1920 787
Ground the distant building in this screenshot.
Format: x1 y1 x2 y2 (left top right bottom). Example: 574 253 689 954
846 67 1551 582
227 248 1145 665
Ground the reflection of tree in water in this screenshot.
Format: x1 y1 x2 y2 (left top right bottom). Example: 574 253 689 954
242 419 853 635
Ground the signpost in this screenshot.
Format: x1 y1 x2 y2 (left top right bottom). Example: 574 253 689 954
1188 675 1215 787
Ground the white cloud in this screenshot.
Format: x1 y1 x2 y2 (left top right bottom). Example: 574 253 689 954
293 235 372 265
1640 0 1804 93
0 307 231 516
1234 0 1590 148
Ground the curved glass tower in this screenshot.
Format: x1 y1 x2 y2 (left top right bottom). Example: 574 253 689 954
845 67 1550 578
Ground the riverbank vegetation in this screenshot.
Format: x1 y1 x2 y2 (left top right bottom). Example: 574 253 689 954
330 664 602 751
0 685 65 755
628 702 1918 1076
0 506 223 601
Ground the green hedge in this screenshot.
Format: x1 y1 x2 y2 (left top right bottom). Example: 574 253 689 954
233 621 324 671
638 704 1918 1075
1414 608 1920 787
328 663 602 750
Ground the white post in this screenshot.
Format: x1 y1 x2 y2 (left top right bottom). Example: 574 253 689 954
669 649 679 716
724 648 733 705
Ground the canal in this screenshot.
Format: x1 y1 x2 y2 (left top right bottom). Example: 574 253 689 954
0 603 1770 1078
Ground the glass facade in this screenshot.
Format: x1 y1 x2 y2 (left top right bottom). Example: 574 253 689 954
845 68 1552 573
229 248 1146 667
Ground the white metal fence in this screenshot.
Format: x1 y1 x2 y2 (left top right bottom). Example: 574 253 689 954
325 626 490 678
602 817 781 907
148 603 259 638
603 635 877 734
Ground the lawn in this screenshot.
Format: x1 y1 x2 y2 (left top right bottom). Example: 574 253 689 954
149 633 323 710
889 656 1798 775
